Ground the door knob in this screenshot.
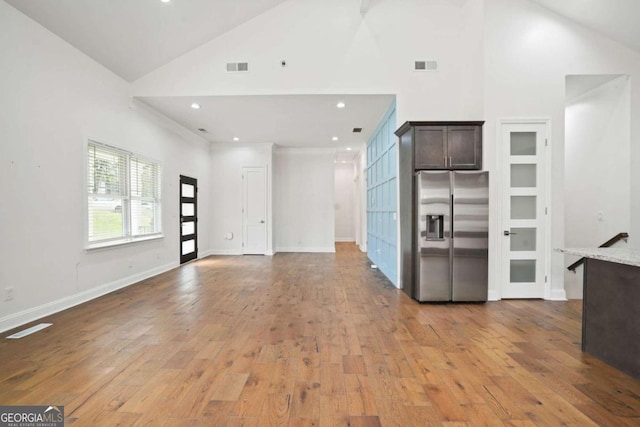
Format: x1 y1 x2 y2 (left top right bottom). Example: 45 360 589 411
503 230 517 236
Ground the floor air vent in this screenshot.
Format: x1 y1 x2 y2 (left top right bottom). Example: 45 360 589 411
6 323 52 339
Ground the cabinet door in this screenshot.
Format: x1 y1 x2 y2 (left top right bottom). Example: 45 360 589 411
415 126 447 169
448 126 481 169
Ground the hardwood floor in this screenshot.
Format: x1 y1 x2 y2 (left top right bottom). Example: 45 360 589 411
1 243 639 426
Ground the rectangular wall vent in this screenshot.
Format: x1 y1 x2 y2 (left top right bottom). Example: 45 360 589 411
352 128 363 133
415 60 438 71
226 62 249 73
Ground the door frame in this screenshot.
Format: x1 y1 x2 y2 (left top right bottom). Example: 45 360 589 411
179 174 198 264
241 165 267 255
496 118 552 300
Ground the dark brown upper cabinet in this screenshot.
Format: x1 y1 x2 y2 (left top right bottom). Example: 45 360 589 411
396 121 484 170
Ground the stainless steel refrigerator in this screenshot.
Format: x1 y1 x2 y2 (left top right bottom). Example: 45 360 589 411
414 171 489 302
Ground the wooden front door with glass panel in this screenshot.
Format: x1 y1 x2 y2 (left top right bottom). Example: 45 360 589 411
501 122 548 298
180 175 197 264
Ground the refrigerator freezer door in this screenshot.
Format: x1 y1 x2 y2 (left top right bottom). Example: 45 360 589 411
415 171 451 301
451 172 489 301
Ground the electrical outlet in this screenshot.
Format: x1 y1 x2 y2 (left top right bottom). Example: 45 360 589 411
4 287 15 302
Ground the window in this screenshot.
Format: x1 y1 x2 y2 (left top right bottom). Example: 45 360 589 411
87 140 161 247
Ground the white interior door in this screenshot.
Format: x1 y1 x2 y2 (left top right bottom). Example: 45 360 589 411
242 166 267 255
500 122 548 298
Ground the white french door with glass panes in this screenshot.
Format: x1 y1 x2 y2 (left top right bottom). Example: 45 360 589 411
500 121 549 299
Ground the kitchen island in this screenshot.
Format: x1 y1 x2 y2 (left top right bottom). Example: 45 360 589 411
558 248 640 379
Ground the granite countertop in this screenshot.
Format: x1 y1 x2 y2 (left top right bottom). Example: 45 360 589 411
556 247 640 268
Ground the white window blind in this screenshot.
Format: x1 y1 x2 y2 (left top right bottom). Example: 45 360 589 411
87 141 162 246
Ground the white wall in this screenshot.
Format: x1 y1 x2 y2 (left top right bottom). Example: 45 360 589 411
564 75 630 298
356 150 368 252
275 149 335 252
483 0 640 300
209 143 274 255
335 162 356 242
0 2 211 332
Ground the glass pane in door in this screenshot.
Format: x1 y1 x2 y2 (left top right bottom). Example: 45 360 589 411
182 240 195 254
510 228 536 251
510 260 536 282
510 196 536 219
181 203 195 217
181 221 195 236
510 132 536 155
181 183 194 198
511 164 536 187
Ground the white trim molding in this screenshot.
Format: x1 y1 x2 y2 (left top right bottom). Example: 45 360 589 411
276 246 336 253
0 261 178 334
208 249 243 256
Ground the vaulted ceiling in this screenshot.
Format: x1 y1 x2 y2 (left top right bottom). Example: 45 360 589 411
5 0 290 82
5 0 638 154
529 0 640 53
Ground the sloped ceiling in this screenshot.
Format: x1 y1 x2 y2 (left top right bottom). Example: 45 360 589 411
529 0 640 53
4 0 289 81
6 0 638 156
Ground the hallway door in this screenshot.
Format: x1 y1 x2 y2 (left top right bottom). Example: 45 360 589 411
242 166 267 255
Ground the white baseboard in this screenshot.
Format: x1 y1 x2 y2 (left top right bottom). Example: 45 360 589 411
266 250 275 256
199 249 213 258
335 238 355 242
208 249 243 255
276 246 336 253
359 244 367 253
0 261 178 334
488 290 500 301
549 288 568 301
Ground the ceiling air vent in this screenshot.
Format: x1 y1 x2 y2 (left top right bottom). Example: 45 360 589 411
226 62 249 73
352 128 362 133
415 60 438 71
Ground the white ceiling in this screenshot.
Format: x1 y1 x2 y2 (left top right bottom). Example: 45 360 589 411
7 0 639 160
5 0 289 82
529 0 640 53
139 94 395 159
6 0 640 84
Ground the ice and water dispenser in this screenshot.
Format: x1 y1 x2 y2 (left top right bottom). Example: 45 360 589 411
425 214 444 240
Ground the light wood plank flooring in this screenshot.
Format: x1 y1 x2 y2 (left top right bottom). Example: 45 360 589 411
1 243 639 426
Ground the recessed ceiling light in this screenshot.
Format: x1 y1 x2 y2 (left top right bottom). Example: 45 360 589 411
332 136 338 141
161 0 171 3
190 103 201 110
336 102 346 109
346 147 352 151
233 137 239 141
